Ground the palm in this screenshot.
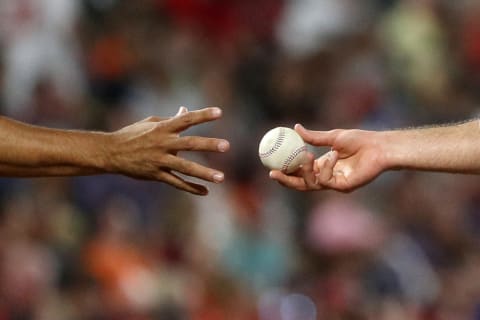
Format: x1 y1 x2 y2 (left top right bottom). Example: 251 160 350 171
325 131 384 191
269 126 386 192
327 148 382 191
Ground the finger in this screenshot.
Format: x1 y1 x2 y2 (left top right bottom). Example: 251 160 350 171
300 153 318 189
315 150 339 186
159 171 209 195
295 124 339 147
139 116 164 123
168 107 222 132
171 137 230 152
330 171 351 193
269 170 309 191
176 106 188 116
165 155 225 183
138 106 189 124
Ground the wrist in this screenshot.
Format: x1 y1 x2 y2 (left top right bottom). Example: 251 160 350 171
65 131 114 174
96 132 117 174
379 130 410 171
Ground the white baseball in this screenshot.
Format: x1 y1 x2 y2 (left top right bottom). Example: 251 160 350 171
258 127 308 174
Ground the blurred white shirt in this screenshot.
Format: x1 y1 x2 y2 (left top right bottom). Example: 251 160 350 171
277 0 373 58
0 0 84 117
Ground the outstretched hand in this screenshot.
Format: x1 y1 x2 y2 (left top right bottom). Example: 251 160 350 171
108 106 229 195
269 124 387 192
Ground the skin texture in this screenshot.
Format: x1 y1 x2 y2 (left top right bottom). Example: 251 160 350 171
0 106 229 195
270 120 480 192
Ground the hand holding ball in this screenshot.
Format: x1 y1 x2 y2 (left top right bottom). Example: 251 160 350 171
258 127 308 174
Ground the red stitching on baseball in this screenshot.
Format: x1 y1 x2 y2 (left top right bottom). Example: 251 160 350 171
281 145 307 172
259 128 286 158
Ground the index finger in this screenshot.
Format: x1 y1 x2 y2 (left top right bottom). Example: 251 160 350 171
168 107 222 132
137 107 188 124
269 170 312 191
295 124 340 147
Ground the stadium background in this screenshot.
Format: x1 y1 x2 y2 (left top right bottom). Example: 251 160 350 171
1 0 480 319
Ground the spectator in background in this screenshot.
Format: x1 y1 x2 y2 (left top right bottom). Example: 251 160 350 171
0 0 84 119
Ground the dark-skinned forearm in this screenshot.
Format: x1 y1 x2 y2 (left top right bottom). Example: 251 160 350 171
0 116 109 176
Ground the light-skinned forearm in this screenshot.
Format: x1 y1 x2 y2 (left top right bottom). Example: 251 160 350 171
0 116 109 176
381 119 480 173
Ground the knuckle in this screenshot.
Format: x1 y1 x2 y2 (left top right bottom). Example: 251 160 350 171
181 137 196 150
158 154 173 167
153 122 166 131
177 160 190 172
208 139 221 151
155 171 169 181
146 116 160 122
181 114 195 125
166 117 182 129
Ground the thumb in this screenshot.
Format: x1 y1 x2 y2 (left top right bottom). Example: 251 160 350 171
295 124 338 147
176 106 189 116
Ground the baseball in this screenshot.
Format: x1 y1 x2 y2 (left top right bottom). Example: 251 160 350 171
258 127 308 174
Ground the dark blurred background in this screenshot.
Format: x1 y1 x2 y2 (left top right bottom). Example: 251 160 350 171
1 0 480 319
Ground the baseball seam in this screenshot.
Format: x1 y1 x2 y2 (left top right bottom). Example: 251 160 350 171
259 127 286 158
281 145 307 172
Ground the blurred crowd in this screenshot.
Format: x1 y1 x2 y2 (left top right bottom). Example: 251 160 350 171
0 0 480 319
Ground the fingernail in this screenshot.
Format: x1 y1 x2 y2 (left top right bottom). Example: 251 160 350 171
269 171 275 178
211 107 222 117
213 172 224 183
295 123 304 130
218 140 229 152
